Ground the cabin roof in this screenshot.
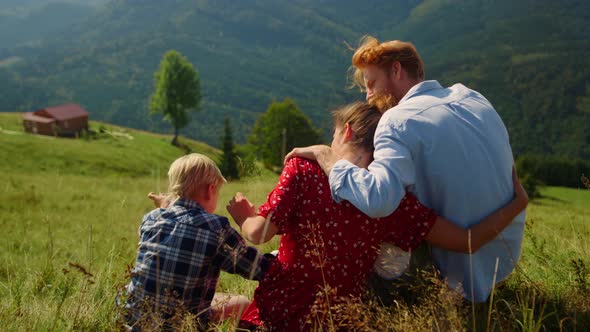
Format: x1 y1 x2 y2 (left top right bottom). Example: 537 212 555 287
36 104 89 121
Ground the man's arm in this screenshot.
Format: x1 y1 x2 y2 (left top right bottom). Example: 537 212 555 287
286 121 413 218
426 167 528 253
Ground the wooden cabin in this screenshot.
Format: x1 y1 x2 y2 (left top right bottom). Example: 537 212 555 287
23 104 89 137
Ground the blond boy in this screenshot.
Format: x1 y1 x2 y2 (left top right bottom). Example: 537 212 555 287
126 153 271 329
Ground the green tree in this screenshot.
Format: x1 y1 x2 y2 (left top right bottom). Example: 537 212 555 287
219 117 240 180
149 50 201 145
249 98 321 168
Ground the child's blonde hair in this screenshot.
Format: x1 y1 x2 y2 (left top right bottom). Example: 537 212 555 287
167 153 226 201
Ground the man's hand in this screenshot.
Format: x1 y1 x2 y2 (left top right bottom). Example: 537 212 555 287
226 192 256 228
284 145 329 162
148 192 170 208
284 145 340 175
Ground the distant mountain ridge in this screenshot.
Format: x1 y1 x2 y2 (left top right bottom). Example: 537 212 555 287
0 0 107 10
0 2 102 49
0 0 589 158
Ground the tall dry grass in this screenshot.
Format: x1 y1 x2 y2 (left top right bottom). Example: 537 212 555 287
1 167 589 331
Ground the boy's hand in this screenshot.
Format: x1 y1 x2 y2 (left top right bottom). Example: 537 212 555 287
148 192 170 208
226 192 255 228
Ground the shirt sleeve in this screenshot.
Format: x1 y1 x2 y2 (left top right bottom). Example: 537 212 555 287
383 193 437 251
329 117 415 218
138 208 164 238
256 158 301 234
216 223 272 281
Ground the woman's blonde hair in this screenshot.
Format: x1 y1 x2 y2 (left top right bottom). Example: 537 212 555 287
167 153 226 201
332 102 383 154
349 35 424 91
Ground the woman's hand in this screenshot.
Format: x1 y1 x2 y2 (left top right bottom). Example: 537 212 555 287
226 192 256 228
512 167 529 210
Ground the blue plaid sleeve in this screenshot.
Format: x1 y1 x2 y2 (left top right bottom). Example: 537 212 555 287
215 224 272 281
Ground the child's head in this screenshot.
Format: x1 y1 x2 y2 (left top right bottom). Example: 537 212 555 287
167 153 226 212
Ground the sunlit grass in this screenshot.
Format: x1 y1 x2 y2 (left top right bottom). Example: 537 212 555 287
0 112 281 330
518 187 590 289
1 113 589 330
0 170 281 331
2 165 589 331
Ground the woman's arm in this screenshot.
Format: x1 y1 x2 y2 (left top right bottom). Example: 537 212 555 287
226 192 279 245
240 215 279 245
227 158 305 245
425 167 528 253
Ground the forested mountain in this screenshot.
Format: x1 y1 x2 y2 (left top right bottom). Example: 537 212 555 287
0 2 97 49
0 0 107 10
0 0 589 159
0 0 109 46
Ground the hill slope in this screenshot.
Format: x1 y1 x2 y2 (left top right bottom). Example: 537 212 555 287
0 0 588 158
0 112 219 178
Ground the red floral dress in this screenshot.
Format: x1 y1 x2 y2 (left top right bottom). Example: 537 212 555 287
241 158 436 331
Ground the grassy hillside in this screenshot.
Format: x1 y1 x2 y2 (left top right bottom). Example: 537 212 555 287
0 112 220 178
0 113 280 330
1 113 589 330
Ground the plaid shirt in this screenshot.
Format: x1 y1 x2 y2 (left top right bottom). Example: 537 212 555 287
126 198 271 325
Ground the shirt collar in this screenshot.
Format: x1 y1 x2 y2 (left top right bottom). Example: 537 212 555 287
398 80 443 104
173 198 204 211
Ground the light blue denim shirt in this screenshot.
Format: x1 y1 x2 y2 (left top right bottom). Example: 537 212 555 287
329 80 525 302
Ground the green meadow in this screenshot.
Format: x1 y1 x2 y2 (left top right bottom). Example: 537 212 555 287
0 113 589 331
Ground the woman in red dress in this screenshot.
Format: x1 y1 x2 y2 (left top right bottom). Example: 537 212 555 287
227 102 528 331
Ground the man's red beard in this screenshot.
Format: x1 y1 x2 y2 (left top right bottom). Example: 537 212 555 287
368 92 398 113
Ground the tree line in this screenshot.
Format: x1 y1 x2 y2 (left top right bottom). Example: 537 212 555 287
516 154 590 198
149 49 590 193
149 50 322 181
